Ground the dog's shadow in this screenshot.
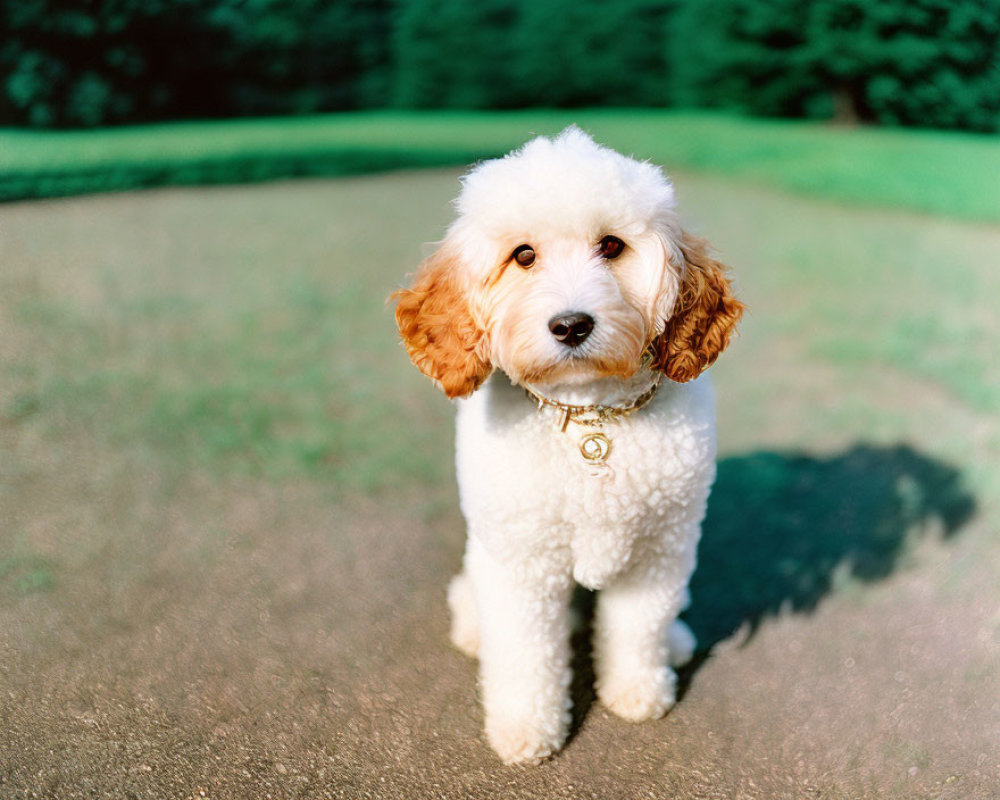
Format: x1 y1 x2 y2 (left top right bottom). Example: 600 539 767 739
569 443 976 734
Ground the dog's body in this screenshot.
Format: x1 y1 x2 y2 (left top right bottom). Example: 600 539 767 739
393 129 742 764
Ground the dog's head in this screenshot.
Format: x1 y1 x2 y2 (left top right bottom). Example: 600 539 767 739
393 128 744 398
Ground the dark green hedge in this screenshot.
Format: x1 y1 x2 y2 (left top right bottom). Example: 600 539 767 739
0 149 471 202
670 0 1000 132
0 0 392 127
2 0 998 131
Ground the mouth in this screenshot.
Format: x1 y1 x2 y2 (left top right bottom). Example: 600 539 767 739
518 348 641 385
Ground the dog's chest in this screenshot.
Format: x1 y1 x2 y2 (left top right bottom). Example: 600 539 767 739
455 376 717 585
561 418 709 587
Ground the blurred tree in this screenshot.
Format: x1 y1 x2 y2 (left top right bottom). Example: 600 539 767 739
669 0 1000 131
1 0 997 130
668 0 823 117
393 0 525 108
0 0 393 126
0 0 232 127
213 0 393 114
393 0 676 108
518 0 675 107
805 0 1000 130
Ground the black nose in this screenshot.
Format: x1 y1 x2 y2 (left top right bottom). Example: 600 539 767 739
548 312 595 347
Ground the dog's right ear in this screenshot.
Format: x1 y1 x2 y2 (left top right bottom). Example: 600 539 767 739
391 243 492 399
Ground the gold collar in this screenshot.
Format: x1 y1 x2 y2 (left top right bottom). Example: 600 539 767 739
523 371 663 465
523 374 663 432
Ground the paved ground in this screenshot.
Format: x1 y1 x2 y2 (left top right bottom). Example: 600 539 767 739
3 476 997 800
2 171 999 799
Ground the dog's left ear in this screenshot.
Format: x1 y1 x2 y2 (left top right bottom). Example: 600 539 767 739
651 232 745 383
391 242 493 399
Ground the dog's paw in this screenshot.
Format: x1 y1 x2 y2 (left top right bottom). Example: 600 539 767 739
447 572 479 657
485 714 566 766
598 667 677 723
667 618 697 667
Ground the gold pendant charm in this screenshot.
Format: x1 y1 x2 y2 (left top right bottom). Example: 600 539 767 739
579 432 612 463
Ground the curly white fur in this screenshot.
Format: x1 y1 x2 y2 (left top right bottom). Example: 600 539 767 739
394 128 741 765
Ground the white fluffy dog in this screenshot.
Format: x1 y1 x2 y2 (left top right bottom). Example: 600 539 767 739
393 128 743 765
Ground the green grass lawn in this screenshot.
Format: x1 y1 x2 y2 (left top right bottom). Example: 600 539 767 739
2 110 1000 221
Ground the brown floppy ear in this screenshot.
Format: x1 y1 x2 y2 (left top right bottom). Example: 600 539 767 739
651 232 745 383
391 244 492 399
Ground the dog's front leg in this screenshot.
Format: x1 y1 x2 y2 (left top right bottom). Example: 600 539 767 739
467 538 573 765
592 553 693 723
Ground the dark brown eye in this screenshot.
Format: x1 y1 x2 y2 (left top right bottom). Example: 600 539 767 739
512 244 535 268
599 235 625 260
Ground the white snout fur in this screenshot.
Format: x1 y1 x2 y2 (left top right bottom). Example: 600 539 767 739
488 240 648 386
